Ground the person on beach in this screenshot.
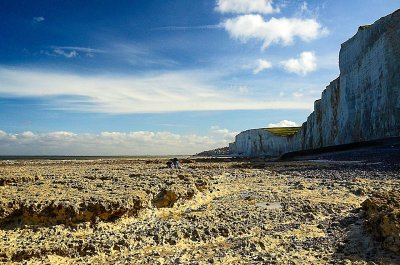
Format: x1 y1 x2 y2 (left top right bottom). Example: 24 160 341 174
172 158 180 169
166 161 173 168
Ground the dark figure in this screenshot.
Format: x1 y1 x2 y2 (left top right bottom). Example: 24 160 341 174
166 161 173 168
172 157 180 169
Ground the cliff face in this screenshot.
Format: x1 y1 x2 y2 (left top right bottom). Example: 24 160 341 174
230 10 400 157
229 129 294 157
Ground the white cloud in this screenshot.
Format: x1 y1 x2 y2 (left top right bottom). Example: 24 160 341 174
223 15 328 49
292 91 304 98
268 120 299 128
300 2 308 13
0 67 312 113
49 46 105 58
52 49 78 58
211 126 239 142
238 85 249 94
0 130 8 138
50 46 105 54
21 131 36 138
106 42 179 68
0 128 237 155
281 51 317 76
33 17 45 23
253 59 272 74
216 0 280 14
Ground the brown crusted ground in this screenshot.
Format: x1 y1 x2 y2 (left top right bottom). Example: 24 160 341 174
0 158 399 264
362 191 400 255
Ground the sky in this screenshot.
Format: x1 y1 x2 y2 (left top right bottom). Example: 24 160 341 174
0 0 399 155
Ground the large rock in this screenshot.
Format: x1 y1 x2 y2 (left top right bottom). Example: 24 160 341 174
152 189 178 208
362 191 400 254
230 9 400 157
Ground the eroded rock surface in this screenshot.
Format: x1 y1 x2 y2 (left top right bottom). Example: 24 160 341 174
362 191 400 254
152 189 179 208
0 157 399 264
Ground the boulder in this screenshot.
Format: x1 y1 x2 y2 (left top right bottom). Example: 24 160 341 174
152 189 178 208
362 191 400 254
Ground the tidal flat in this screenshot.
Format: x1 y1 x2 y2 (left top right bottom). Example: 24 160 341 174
0 156 399 264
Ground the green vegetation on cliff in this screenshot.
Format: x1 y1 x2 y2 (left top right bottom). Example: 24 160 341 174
263 127 301 137
359 25 371 30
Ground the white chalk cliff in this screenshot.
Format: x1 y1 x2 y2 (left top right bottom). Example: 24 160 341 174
230 10 400 157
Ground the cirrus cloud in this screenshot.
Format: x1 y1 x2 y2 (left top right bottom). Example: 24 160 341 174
0 67 313 113
33 16 45 23
53 49 78 58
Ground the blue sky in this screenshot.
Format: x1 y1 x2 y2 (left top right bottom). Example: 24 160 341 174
0 0 399 155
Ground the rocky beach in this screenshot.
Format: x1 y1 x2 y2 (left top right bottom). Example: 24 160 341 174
0 144 399 264
1 2 400 265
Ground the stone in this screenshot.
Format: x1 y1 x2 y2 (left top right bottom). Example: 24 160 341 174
152 189 178 208
362 191 400 254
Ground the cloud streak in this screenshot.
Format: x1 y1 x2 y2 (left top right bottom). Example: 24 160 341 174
33 17 45 23
50 46 105 54
52 49 78 58
44 46 106 58
0 67 313 113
